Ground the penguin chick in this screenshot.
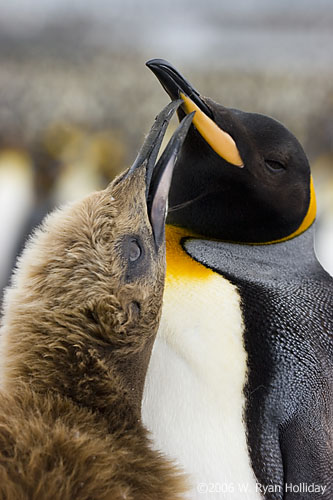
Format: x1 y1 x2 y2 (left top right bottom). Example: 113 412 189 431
0 101 193 500
143 60 333 500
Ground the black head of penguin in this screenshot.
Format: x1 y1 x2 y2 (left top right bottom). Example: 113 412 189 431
1 101 193 409
147 59 316 243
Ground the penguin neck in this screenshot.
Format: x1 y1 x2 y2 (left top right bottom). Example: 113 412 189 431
179 225 324 285
1 308 143 429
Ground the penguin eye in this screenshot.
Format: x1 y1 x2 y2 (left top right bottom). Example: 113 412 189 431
265 159 286 172
121 236 147 281
128 238 142 262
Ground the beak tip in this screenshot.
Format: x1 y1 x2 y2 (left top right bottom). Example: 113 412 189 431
146 58 155 68
146 58 169 68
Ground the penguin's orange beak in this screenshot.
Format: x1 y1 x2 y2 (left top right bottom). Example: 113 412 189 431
146 59 243 168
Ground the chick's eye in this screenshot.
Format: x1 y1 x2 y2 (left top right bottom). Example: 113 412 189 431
265 159 286 172
129 239 142 262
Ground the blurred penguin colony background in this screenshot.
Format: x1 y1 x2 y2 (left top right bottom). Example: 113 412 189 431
0 0 333 303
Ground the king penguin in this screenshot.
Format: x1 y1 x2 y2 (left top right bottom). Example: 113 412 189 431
0 102 193 499
142 60 333 500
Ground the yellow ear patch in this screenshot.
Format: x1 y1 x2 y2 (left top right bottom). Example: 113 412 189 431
165 225 212 282
296 175 317 235
180 93 243 167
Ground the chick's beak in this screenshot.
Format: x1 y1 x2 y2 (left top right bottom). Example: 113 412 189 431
128 100 194 248
147 112 194 247
146 58 243 168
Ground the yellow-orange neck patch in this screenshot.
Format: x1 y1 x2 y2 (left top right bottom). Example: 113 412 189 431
165 225 212 282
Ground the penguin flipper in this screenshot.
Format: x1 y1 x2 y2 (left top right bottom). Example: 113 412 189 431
280 393 333 500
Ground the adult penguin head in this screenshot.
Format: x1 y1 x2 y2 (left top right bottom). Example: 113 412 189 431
146 59 316 244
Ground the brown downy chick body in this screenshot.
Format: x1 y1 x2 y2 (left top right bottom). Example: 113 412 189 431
0 102 193 500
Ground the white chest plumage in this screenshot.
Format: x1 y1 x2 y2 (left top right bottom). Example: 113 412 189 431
142 227 261 500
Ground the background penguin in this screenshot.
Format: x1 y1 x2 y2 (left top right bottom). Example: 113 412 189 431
0 101 193 500
0 151 34 300
142 60 333 500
